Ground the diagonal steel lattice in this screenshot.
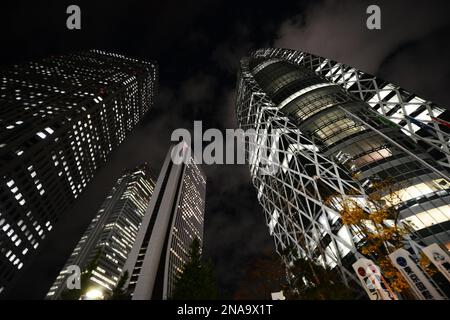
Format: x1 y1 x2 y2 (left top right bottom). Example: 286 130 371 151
235 48 450 288
253 48 450 169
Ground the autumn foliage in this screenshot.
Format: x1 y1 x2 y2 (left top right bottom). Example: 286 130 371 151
333 179 411 292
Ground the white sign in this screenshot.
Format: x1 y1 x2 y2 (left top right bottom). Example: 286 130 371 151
422 243 450 282
352 258 397 300
389 248 444 300
271 291 286 300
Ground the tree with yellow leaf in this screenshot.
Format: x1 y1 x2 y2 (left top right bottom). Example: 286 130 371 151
331 178 412 294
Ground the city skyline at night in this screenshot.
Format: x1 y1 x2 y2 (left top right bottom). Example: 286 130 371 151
1 1 450 303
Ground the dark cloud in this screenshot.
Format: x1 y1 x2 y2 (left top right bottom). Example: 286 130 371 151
203 165 273 298
378 25 450 107
181 74 218 104
211 36 254 76
275 0 450 76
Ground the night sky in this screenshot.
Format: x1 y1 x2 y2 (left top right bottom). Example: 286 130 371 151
1 0 450 299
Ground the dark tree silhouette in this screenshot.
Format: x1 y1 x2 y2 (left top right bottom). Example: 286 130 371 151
110 270 130 300
280 247 358 300
171 238 218 300
234 251 288 300
235 248 358 300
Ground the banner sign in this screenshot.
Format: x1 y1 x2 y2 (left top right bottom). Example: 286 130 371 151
422 243 450 283
352 258 397 300
389 248 444 300
405 115 435 134
271 291 286 300
431 116 450 129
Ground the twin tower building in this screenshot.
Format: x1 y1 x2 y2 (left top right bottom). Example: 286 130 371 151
47 145 205 300
1 48 450 299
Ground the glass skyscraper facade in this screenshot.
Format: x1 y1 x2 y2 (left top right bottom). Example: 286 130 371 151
123 142 206 300
46 165 156 299
0 50 158 296
235 48 450 286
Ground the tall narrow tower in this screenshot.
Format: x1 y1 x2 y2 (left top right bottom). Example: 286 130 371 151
46 165 156 299
0 50 158 296
124 142 206 300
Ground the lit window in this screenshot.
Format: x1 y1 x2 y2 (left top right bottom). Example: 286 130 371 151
36 132 46 139
45 127 54 134
403 205 450 231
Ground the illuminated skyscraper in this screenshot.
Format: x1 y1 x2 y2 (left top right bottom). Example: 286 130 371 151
235 48 450 287
0 50 158 296
124 142 206 300
46 165 156 299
